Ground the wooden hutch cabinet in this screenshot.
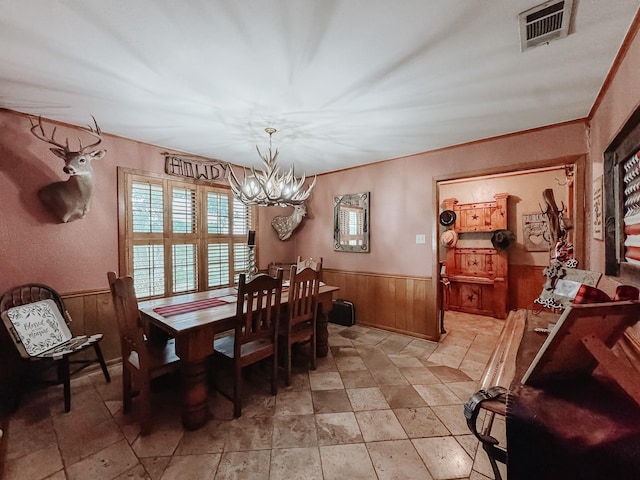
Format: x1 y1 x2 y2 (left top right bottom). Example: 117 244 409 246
441 193 509 319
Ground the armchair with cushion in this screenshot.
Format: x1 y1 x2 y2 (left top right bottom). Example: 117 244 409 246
0 283 110 413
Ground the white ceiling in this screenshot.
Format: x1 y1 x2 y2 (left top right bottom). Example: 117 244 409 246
1 0 638 175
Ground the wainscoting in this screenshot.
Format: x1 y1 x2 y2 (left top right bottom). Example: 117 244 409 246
322 269 438 341
63 289 121 364
508 264 547 311
31 264 546 367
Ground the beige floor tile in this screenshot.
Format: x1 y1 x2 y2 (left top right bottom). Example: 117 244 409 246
447 380 480 402
315 412 363 445
308 372 344 391
224 416 273 451
3 311 508 480
413 436 473 480
326 335 353 347
428 365 473 383
58 417 124 465
394 407 450 438
173 419 227 455
5 414 57 462
160 453 221 480
41 470 67 480
311 389 353 413
215 450 270 480
270 447 323 480
66 439 139 480
367 439 434 480
272 414 318 448
387 354 425 368
319 443 377 480
377 336 414 354
113 463 151 479
432 404 470 435
334 356 367 371
355 409 407 442
4 444 63 480
413 383 461 406
274 390 314 416
346 387 390 410
370 366 410 386
338 369 377 388
313 356 338 373
329 345 359 356
130 423 185 458
469 470 494 480
140 456 171 480
379 385 427 409
399 366 441 385
456 434 479 458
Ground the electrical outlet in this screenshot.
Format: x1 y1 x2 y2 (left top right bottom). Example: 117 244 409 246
416 234 426 244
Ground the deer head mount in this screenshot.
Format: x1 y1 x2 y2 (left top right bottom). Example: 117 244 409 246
271 204 307 241
30 116 106 223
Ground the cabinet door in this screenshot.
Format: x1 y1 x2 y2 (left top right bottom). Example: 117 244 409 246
460 283 482 310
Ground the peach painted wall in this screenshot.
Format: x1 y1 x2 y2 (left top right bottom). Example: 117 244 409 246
438 167 572 267
0 110 230 294
588 18 640 276
1 12 637 299
293 122 588 280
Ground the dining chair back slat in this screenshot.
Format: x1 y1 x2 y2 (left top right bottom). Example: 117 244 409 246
214 269 283 417
107 272 180 435
280 264 321 385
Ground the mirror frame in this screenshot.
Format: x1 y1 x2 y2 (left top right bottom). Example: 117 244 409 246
333 192 370 252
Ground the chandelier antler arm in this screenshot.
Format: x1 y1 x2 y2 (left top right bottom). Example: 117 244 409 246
228 127 316 207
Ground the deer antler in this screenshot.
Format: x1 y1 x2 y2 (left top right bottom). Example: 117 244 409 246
79 115 103 152
29 115 103 152
29 116 70 151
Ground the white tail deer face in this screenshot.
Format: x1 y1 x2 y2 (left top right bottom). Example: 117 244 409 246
49 147 106 176
30 116 106 223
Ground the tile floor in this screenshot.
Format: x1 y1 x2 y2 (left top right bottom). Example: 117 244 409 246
1 311 508 480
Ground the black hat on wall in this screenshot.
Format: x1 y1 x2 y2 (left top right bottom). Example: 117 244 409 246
491 229 516 251
439 210 456 227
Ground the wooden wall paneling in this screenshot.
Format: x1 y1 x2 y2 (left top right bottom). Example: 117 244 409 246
323 269 436 340
376 276 397 330
63 290 121 365
395 278 409 332
508 264 546 310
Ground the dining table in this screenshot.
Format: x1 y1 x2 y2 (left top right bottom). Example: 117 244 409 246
138 282 339 430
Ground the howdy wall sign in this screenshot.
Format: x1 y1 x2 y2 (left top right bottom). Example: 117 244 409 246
163 153 229 181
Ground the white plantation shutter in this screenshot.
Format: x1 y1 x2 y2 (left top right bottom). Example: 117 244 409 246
122 171 255 298
623 151 640 264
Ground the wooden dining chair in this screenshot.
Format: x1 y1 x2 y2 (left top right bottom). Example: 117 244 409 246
213 270 283 417
280 264 321 386
296 256 323 273
107 272 180 435
0 283 110 413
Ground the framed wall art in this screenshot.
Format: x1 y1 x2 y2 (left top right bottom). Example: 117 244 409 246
592 175 603 240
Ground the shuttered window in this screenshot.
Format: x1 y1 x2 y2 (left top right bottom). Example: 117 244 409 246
120 170 255 299
623 151 640 264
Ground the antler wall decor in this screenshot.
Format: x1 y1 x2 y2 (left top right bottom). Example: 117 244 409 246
30 116 106 223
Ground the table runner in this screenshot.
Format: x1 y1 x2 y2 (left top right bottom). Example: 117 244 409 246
152 285 290 317
153 297 231 317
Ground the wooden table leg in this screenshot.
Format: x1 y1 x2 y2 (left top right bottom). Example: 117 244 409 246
174 332 216 430
180 359 210 430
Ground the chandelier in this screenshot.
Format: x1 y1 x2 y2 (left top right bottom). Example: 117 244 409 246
228 128 316 207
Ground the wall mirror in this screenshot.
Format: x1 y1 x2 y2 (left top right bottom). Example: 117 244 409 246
334 192 369 252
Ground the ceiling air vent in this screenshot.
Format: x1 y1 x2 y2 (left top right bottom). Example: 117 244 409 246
519 0 574 51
